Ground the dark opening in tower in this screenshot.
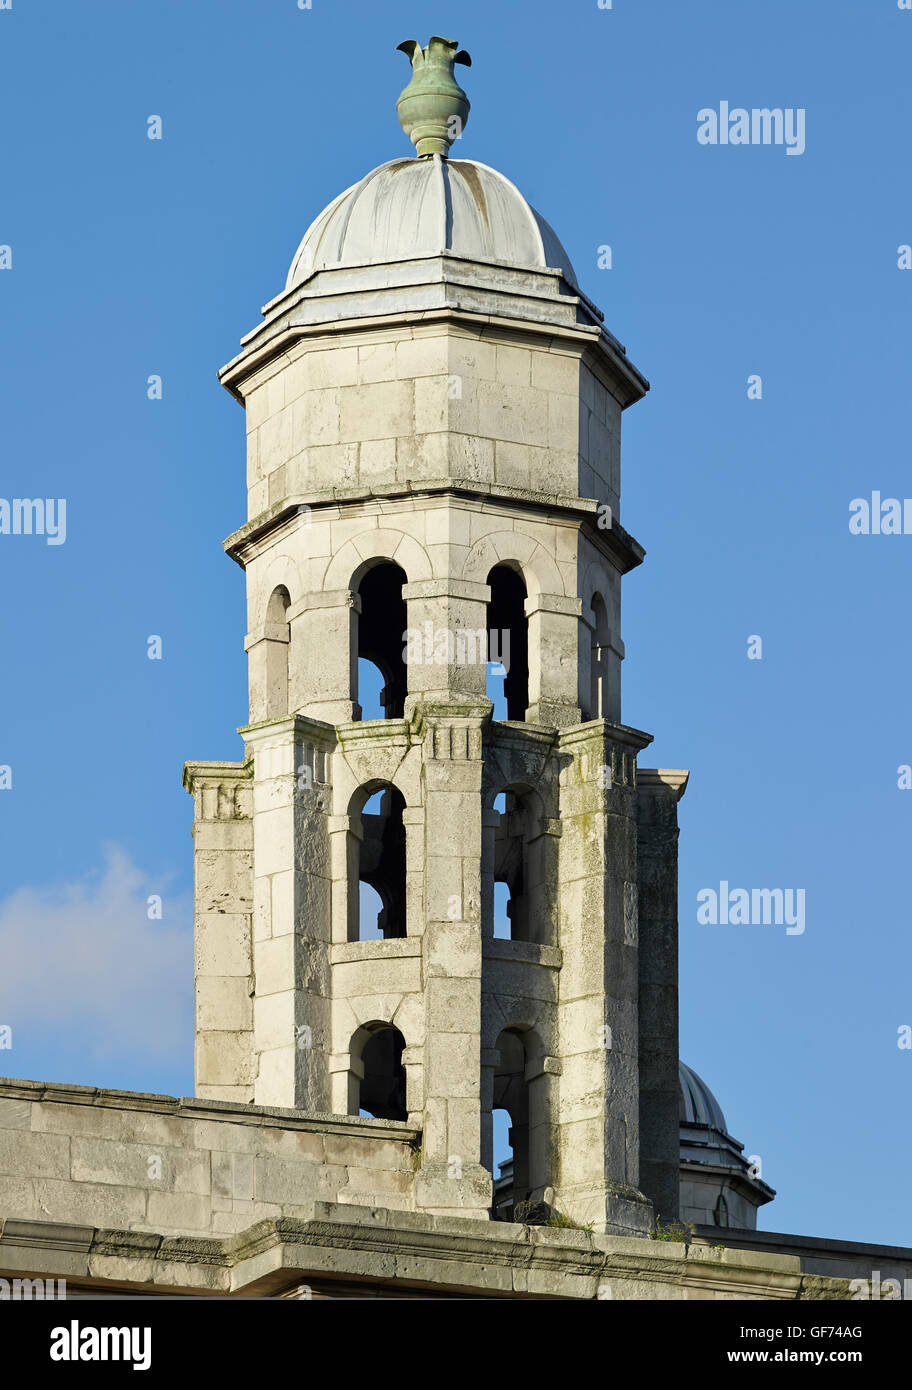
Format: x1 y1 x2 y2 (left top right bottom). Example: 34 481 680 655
357 562 408 719
264 585 290 718
588 591 611 720
355 785 407 940
356 1024 407 1121
491 1029 530 1220
486 565 528 721
490 787 553 944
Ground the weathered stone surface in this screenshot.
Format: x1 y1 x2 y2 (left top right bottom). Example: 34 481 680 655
0 1083 418 1240
0 1196 873 1300
7 65 877 1299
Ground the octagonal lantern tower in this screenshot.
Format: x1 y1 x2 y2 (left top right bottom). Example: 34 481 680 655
184 37 688 1234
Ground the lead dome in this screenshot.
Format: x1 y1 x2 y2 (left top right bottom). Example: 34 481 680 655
285 156 581 292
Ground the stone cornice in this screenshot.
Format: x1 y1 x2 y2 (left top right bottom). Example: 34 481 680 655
238 713 337 749
218 292 648 412
557 719 654 757
680 1159 777 1206
0 1203 852 1301
486 720 559 755
637 769 691 802
0 1078 416 1142
223 482 645 578
182 759 252 794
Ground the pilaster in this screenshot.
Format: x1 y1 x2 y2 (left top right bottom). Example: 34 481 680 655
413 707 492 1217
183 761 255 1104
554 721 655 1234
241 715 335 1110
636 768 689 1225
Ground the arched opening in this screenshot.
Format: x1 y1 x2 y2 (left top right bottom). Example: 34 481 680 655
352 1023 407 1121
486 565 528 721
491 1027 552 1219
350 784 407 941
357 659 386 720
264 586 290 718
489 787 553 944
492 1029 530 1219
588 592 611 720
358 879 385 941
491 1107 513 1219
356 563 407 719
493 882 512 941
491 793 511 940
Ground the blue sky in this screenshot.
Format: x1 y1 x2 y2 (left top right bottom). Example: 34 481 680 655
0 0 909 1246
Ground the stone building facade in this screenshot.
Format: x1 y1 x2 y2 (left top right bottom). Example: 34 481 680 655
0 39 906 1299
182 129 690 1236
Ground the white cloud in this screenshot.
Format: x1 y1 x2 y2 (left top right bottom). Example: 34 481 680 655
0 846 192 1066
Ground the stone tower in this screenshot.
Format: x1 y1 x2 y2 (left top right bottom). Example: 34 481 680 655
184 37 688 1236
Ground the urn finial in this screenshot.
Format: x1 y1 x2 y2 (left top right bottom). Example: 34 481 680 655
396 36 471 158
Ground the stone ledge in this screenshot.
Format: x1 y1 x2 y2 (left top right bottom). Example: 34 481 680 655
222 478 644 575
693 1224 912 1284
0 1204 854 1301
0 1079 418 1143
331 940 423 964
483 941 563 970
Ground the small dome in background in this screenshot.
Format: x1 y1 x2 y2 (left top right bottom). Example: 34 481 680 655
679 1060 728 1132
285 156 580 292
678 1061 776 1229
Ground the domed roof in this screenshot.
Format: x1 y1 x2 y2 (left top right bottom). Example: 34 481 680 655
679 1061 727 1131
286 155 580 292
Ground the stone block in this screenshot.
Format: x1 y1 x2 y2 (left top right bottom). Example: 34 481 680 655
144 1190 212 1235
253 1153 338 1206
304 346 359 390
268 1128 325 1163
425 1034 479 1099
259 405 294 474
396 336 449 379
426 977 480 1033
0 1098 32 1129
253 991 296 1053
0 1130 69 1180
253 934 298 997
254 1044 296 1106
0 1175 37 1218
292 390 341 450
195 913 252 978
549 393 579 450
197 1031 255 1088
358 341 397 383
343 1167 412 1196
477 381 547 446
531 350 580 395
211 1151 255 1205
197 976 253 1032
495 344 531 387
338 381 414 444
358 437 397 481
70 1137 210 1195
414 376 449 434
32 1178 147 1230
321 1134 412 1171
449 335 496 380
